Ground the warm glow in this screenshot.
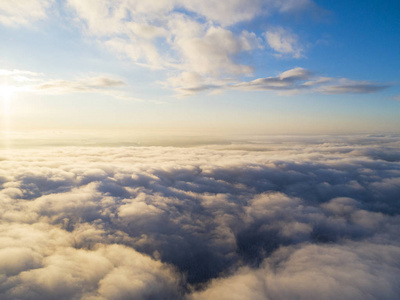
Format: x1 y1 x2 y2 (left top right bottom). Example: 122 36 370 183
0 85 16 105
0 85 14 145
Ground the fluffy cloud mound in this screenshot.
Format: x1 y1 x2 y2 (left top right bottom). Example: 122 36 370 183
65 0 323 93
1 135 400 299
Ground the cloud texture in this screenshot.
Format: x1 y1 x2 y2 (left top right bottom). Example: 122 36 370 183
65 0 322 93
177 67 389 96
1 135 400 299
0 0 52 27
0 2 392 97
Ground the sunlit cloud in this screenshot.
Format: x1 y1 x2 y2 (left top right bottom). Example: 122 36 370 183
34 76 125 94
65 0 318 93
0 68 151 102
1 2 394 98
265 26 304 58
0 135 400 298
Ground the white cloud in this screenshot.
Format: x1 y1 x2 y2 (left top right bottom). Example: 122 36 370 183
0 69 43 84
191 242 400 300
171 25 258 77
0 0 52 27
34 76 125 94
3 1 378 98
66 0 318 93
279 67 310 80
265 26 303 58
0 68 151 102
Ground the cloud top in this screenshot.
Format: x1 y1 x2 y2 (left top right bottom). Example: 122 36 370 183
1 135 400 298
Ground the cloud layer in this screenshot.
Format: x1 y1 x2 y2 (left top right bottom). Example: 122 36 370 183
1 135 400 299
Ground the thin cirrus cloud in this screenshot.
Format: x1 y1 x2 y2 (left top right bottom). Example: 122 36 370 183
35 76 125 94
265 26 303 58
0 134 400 299
0 69 44 83
0 68 149 102
0 0 52 27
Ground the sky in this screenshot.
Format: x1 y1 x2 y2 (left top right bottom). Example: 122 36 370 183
0 0 400 136
1 2 400 298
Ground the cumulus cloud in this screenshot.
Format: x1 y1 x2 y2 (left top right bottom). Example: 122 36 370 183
63 0 390 97
0 0 52 27
67 0 263 73
0 134 400 298
190 242 400 300
2 2 391 97
65 0 324 92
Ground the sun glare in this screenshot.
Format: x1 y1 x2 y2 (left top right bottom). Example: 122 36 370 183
0 85 17 120
0 85 15 149
0 85 16 103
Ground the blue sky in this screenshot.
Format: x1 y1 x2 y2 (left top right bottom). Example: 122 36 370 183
0 0 399 135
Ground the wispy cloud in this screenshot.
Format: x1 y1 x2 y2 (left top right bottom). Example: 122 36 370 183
0 0 52 27
318 81 390 94
34 76 125 94
0 69 43 83
0 68 151 102
265 27 304 58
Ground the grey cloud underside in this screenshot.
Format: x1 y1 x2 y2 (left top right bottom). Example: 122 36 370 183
179 68 390 95
321 83 389 94
1 135 400 299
